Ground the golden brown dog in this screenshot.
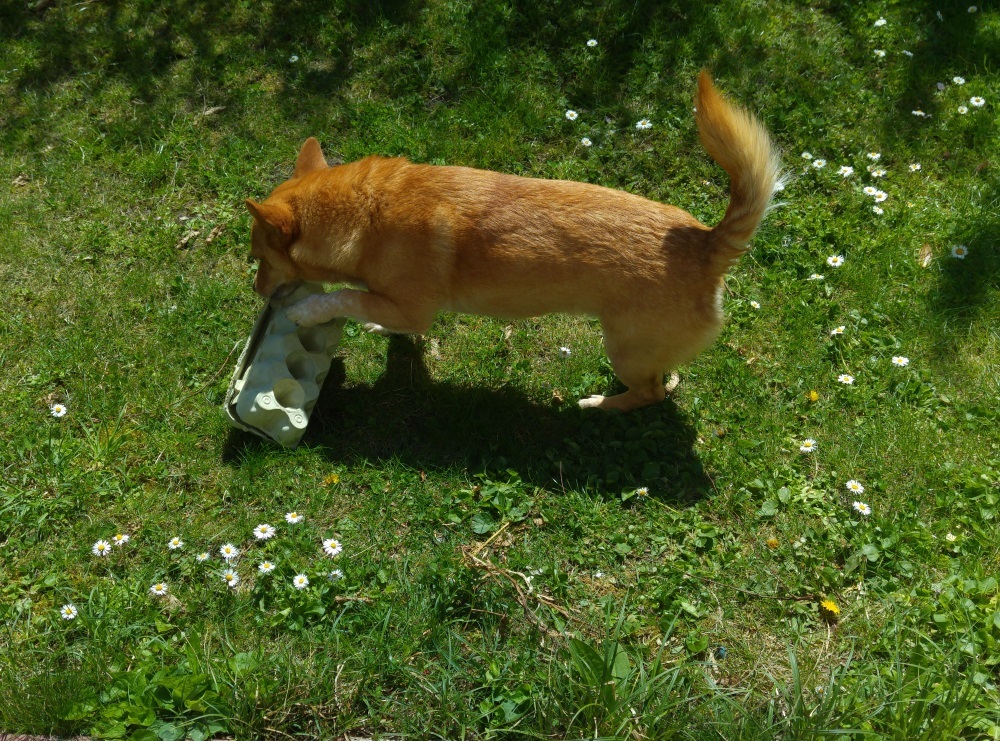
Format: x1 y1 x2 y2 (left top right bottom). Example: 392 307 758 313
245 71 780 411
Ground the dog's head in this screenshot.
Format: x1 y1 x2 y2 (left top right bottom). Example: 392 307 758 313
245 138 329 298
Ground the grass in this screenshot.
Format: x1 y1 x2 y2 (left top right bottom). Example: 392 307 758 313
1 0 999 737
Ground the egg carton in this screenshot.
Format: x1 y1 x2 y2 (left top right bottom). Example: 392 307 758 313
223 283 345 448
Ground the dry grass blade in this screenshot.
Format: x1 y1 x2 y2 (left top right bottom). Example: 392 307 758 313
461 547 576 637
919 243 933 268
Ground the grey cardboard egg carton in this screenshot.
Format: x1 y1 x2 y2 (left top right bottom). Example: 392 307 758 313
223 283 345 447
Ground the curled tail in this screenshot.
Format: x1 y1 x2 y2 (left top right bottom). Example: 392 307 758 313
695 70 781 273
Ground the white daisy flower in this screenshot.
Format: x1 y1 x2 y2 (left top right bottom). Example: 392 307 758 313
150 582 168 596
827 255 845 267
808 273 824 280
167 537 183 550
329 569 344 581
587 39 598 47
852 501 871 516
953 76 965 85
635 487 649 497
873 206 884 215
799 439 817 453
812 159 827 169
912 110 926 118
909 163 922 172
958 105 968 114
863 186 878 196
892 356 910 367
288 55 299 63
580 137 592 147
970 96 985 107
323 538 343 557
559 346 572 358
750 300 761 309
222 568 240 588
837 374 855 385
60 604 78 620
838 165 854 177
112 533 130 546
846 480 865 494
801 151 813 160
92 540 111 557
873 190 888 202
830 326 846 336
870 168 886 178
867 152 881 161
635 119 652 130
196 552 210 563
219 544 239 561
253 524 276 540
285 512 304 524
874 49 886 58
259 561 276 574
874 17 887 27
968 6 977 12
951 245 968 259
293 574 309 589
902 49 914 57
50 403 68 418
565 110 578 121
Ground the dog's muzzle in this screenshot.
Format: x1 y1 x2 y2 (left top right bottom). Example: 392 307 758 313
270 283 299 302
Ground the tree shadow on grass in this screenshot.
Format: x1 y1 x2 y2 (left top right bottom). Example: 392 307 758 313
224 335 711 505
5 0 417 96
925 216 1000 359
2 0 424 156
3 0 728 160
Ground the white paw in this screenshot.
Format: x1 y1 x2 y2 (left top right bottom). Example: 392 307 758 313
285 296 325 327
577 395 605 409
363 322 392 335
665 372 680 394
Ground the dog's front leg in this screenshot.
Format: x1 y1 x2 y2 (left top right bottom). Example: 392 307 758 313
286 289 434 335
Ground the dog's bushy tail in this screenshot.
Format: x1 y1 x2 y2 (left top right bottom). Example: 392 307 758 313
695 70 781 273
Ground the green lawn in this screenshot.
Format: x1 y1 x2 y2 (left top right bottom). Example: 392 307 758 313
2 0 999 738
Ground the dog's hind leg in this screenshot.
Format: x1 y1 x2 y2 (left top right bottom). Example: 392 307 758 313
578 326 670 412
578 374 665 411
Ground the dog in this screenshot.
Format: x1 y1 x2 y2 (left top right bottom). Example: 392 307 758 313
245 71 780 412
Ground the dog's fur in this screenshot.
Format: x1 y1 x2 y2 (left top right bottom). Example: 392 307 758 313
246 71 780 411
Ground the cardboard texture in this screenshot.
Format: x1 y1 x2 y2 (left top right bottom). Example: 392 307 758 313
223 283 345 447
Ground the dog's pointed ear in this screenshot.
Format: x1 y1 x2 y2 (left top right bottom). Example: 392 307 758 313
293 137 328 178
245 199 296 243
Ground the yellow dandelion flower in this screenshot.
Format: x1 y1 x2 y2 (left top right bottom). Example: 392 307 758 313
323 473 341 486
766 537 780 549
807 390 819 402
819 598 840 622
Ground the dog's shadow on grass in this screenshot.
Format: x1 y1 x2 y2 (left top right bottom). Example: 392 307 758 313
226 335 711 505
